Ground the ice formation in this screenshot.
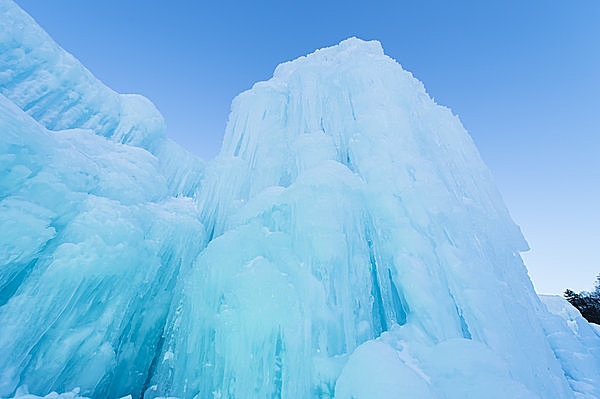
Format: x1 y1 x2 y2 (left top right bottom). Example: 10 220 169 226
1 0 600 398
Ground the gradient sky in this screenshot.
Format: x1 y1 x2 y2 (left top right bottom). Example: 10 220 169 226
15 0 599 294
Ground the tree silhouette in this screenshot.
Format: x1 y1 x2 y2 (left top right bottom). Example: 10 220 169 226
564 275 600 324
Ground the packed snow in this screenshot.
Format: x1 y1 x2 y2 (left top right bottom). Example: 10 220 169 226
1 0 599 397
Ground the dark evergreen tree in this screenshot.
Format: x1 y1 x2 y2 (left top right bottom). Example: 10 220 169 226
564 274 600 324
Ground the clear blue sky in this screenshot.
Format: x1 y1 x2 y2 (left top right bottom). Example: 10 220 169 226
15 0 599 294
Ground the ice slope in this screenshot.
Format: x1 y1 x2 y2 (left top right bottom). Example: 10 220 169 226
538 295 600 397
2 0 600 398
148 38 598 398
0 0 203 197
0 92 206 398
0 1 207 397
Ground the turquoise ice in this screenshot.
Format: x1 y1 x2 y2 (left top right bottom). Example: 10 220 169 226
1 0 599 398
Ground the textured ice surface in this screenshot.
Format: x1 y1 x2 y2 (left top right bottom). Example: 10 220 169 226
148 37 568 398
0 93 207 398
10 386 88 399
2 0 600 397
538 295 600 397
0 0 203 197
0 1 206 397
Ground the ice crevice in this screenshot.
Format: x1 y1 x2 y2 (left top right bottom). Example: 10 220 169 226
1 1 600 398
366 227 387 336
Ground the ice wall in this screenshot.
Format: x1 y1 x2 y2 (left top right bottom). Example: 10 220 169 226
2 0 600 398
0 0 203 197
0 1 207 397
148 38 593 398
538 295 600 397
0 92 207 398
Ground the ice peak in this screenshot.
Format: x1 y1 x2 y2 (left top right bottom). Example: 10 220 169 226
313 37 385 58
0 0 166 151
273 37 387 79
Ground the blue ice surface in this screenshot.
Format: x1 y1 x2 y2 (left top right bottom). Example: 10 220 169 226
1 0 600 397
